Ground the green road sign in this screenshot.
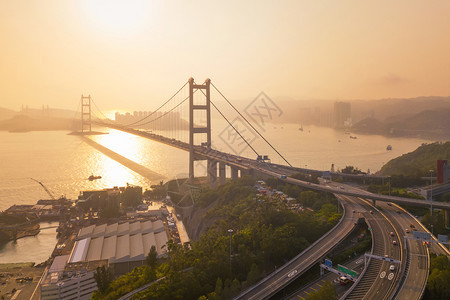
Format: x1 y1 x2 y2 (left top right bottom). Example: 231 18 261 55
338 264 357 278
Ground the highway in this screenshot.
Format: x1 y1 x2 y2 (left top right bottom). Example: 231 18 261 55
378 202 429 300
233 197 360 300
339 196 403 300
92 122 444 299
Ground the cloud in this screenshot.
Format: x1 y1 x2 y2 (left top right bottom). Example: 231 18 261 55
377 73 410 86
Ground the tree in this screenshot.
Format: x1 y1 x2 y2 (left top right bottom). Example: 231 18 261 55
94 265 114 294
341 165 365 175
305 281 336 300
146 245 158 269
245 263 260 286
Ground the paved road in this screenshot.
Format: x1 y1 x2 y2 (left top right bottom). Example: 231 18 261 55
285 255 366 300
234 198 360 300
343 196 403 300
381 202 429 300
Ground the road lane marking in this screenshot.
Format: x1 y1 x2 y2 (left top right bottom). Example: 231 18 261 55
388 273 394 280
380 271 386 279
310 287 317 292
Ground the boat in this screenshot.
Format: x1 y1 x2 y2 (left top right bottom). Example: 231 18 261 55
386 145 392 151
88 175 102 181
349 136 358 139
299 125 303 131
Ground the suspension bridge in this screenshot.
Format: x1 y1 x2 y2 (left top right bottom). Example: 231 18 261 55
75 77 450 210
73 78 449 299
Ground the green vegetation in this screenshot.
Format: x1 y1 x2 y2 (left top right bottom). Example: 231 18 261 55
93 265 114 294
340 165 366 175
366 185 423 199
423 254 450 300
331 235 371 265
304 281 336 300
95 177 341 300
420 211 449 236
379 141 450 176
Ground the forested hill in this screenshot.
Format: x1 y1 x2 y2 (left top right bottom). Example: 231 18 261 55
379 142 450 176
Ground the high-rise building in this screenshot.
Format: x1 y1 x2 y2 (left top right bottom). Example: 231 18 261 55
437 160 450 184
333 102 351 128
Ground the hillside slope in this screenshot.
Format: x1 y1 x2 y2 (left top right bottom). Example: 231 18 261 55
379 141 450 176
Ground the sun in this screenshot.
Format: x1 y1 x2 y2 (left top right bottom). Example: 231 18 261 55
82 0 152 35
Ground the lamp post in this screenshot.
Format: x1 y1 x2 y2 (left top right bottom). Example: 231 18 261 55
228 229 233 275
429 170 434 216
388 176 391 196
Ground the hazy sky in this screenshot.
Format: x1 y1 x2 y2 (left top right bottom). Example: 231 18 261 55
1 0 449 111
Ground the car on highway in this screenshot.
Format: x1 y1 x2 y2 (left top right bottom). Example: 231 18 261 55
280 174 287 179
370 210 373 214
390 265 395 271
339 276 351 285
389 232 395 237
392 240 397 245
405 228 410 233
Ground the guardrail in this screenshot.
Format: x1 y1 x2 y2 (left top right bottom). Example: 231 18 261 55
339 217 375 300
234 198 349 299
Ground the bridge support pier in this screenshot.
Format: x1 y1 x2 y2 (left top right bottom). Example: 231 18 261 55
219 162 226 185
231 167 239 180
240 169 252 178
207 159 217 188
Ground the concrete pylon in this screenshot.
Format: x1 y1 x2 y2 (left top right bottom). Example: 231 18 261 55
219 162 226 185
208 160 217 188
231 167 239 180
189 78 211 184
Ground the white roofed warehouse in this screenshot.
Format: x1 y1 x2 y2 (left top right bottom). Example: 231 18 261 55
69 219 168 275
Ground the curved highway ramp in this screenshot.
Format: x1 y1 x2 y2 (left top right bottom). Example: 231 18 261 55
233 199 360 300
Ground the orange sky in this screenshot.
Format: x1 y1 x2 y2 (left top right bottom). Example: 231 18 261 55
1 0 449 111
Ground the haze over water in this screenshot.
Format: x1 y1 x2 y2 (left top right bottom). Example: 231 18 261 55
0 125 433 211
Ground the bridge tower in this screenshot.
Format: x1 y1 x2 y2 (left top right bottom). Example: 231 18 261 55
188 78 214 185
81 95 92 133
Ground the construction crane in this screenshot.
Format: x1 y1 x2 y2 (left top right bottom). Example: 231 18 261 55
30 178 56 200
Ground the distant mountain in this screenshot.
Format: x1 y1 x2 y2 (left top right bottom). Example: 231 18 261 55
0 107 17 121
0 114 77 132
351 108 450 139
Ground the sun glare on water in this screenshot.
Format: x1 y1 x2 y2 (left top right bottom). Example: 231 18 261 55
82 0 153 35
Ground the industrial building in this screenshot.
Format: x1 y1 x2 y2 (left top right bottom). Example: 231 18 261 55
437 159 450 184
69 220 168 275
40 219 169 299
40 255 101 300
